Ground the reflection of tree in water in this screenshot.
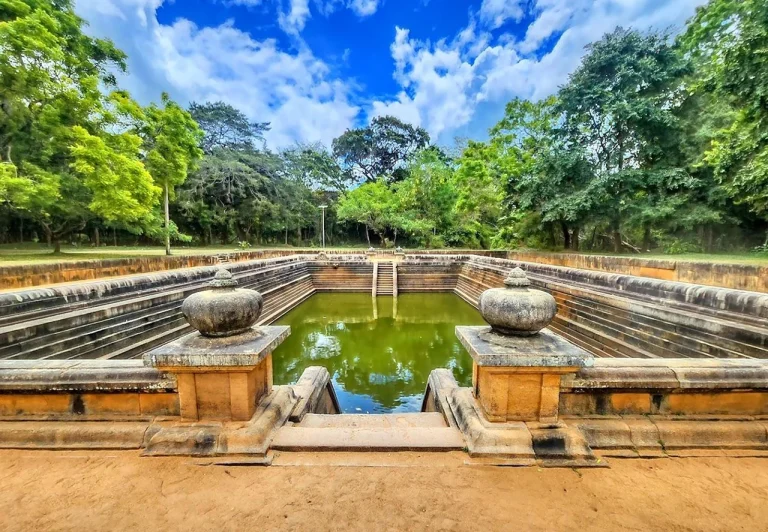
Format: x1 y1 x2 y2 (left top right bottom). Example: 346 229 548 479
273 293 485 411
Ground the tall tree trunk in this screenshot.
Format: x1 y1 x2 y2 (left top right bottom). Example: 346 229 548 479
94 227 100 248
612 222 622 253
706 225 714 253
113 228 117 247
285 226 288 245
364 225 371 245
53 238 61 254
642 225 651 252
164 184 171 256
572 226 580 251
19 218 23 244
560 222 571 250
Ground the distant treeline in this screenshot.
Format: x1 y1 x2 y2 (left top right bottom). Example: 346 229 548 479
1 0 767 254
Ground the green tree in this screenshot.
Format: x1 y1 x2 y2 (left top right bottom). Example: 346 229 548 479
0 0 160 252
681 0 768 243
189 101 270 154
141 93 203 255
558 28 692 251
332 115 430 183
336 180 397 244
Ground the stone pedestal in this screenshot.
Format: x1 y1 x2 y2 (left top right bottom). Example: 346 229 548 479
144 326 290 421
457 326 592 423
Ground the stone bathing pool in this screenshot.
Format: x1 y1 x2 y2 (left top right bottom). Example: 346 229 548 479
273 293 485 413
0 252 767 460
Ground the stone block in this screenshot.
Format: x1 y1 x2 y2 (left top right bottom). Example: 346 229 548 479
138 393 179 416
0 421 150 449
653 419 768 449
80 393 141 416
145 325 288 422
143 423 222 456
665 392 768 415
0 395 70 416
474 366 573 423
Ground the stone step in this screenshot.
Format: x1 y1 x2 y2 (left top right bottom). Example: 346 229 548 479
552 291 768 359
551 315 659 359
102 322 191 360
43 315 189 360
298 413 448 428
0 304 181 359
555 295 755 359
271 426 465 451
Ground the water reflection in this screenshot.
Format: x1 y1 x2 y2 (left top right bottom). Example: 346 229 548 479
273 293 486 413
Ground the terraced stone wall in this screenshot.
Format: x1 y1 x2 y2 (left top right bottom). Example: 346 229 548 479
454 256 768 360
0 256 316 362
504 251 768 293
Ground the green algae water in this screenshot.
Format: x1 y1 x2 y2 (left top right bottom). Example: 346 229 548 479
273 293 485 413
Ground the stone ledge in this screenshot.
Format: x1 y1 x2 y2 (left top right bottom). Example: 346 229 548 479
567 416 768 455
563 359 768 392
144 326 290 369
0 421 152 449
0 360 176 393
289 366 341 422
456 326 594 368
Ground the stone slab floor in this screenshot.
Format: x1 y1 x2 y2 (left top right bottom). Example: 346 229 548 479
0 450 767 531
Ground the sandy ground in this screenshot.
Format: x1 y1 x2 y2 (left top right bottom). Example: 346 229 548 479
0 450 766 532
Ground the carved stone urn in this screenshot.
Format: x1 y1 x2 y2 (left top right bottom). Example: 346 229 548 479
181 269 263 338
479 267 557 336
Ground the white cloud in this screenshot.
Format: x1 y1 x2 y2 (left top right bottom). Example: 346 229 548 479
479 0 524 30
74 0 360 148
228 0 379 34
372 0 708 144
278 0 311 34
347 0 379 17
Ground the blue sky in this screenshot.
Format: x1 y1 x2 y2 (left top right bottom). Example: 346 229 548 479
74 0 707 149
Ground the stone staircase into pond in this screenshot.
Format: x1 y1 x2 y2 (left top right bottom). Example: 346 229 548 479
375 262 394 296
271 413 464 451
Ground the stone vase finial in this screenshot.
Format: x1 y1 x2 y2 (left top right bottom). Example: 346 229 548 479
479 267 557 336
181 268 264 338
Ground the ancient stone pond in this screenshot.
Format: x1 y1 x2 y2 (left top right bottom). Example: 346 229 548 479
273 293 485 413
0 251 766 462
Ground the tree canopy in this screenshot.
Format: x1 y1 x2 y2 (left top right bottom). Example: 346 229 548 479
1 0 767 254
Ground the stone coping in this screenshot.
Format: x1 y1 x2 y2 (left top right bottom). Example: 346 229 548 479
456 326 594 368
0 356 764 395
143 326 290 369
0 255 313 316
0 360 175 392
564 358 768 391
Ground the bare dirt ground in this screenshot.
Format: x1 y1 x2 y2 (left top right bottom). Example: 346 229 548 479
0 450 766 531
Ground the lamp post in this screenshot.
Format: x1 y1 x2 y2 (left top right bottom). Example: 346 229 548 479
319 205 328 249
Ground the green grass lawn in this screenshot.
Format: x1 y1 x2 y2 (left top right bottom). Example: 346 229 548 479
0 243 766 266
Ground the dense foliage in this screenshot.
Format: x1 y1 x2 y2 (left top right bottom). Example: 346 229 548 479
1 0 767 253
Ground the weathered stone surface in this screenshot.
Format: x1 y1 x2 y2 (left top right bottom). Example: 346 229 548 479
527 422 601 467
143 423 223 456
479 268 557 336
218 386 298 455
0 360 175 393
567 416 768 454
144 326 289 368
181 269 264 338
457 326 593 368
289 366 341 422
0 421 150 449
